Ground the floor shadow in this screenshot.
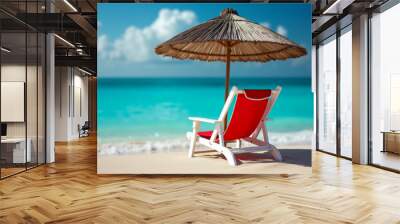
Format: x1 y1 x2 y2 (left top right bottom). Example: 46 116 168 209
235 149 311 167
197 148 312 167
278 149 311 167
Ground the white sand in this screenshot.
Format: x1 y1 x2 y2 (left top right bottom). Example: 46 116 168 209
98 145 311 175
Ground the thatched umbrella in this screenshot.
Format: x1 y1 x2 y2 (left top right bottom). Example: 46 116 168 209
155 8 306 125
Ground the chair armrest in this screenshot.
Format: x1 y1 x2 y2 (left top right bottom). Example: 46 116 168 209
188 117 221 124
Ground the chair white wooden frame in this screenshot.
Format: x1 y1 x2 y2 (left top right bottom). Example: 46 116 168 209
186 86 282 166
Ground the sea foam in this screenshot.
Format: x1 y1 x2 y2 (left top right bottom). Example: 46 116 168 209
98 130 313 156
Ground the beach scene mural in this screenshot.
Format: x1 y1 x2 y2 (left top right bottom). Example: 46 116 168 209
97 3 312 174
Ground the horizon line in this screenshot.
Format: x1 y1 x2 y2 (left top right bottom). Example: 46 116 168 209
98 76 311 79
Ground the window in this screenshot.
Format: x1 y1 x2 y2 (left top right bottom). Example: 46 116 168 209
339 26 352 158
317 35 337 154
370 3 400 171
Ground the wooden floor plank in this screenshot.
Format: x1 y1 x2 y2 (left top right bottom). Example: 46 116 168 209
0 135 399 223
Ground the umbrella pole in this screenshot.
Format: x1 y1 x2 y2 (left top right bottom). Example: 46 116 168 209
224 46 231 129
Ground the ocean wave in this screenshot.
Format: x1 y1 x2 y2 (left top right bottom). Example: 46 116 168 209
98 130 313 156
268 130 313 145
99 139 190 156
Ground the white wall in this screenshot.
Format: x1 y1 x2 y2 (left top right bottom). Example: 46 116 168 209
55 66 70 141
54 67 89 141
1 64 41 138
1 65 26 139
70 73 89 139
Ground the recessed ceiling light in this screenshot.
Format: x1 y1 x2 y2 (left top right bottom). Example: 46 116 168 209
54 34 75 48
78 67 93 76
1 47 11 53
63 0 78 12
322 0 354 15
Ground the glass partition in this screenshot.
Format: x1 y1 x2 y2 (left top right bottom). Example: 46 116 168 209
0 2 46 179
1 30 28 177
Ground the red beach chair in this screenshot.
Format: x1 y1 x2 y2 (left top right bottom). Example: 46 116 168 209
186 86 282 166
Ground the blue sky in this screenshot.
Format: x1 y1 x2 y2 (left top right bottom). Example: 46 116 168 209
98 3 311 78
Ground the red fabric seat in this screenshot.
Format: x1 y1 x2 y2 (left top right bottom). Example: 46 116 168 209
197 131 214 139
196 89 271 142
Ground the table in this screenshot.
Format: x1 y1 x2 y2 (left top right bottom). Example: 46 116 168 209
382 131 400 154
1 138 31 163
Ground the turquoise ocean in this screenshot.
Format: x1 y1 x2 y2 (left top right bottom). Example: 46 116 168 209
98 77 313 154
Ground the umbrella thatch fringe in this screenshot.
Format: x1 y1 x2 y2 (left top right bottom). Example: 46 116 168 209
155 10 306 62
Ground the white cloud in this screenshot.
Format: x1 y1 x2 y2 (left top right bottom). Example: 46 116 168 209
102 9 196 62
108 26 151 62
260 23 288 37
150 9 196 40
260 22 270 28
276 25 288 36
98 35 108 54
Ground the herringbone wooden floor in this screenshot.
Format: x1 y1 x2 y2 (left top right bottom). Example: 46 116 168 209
1 135 400 223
